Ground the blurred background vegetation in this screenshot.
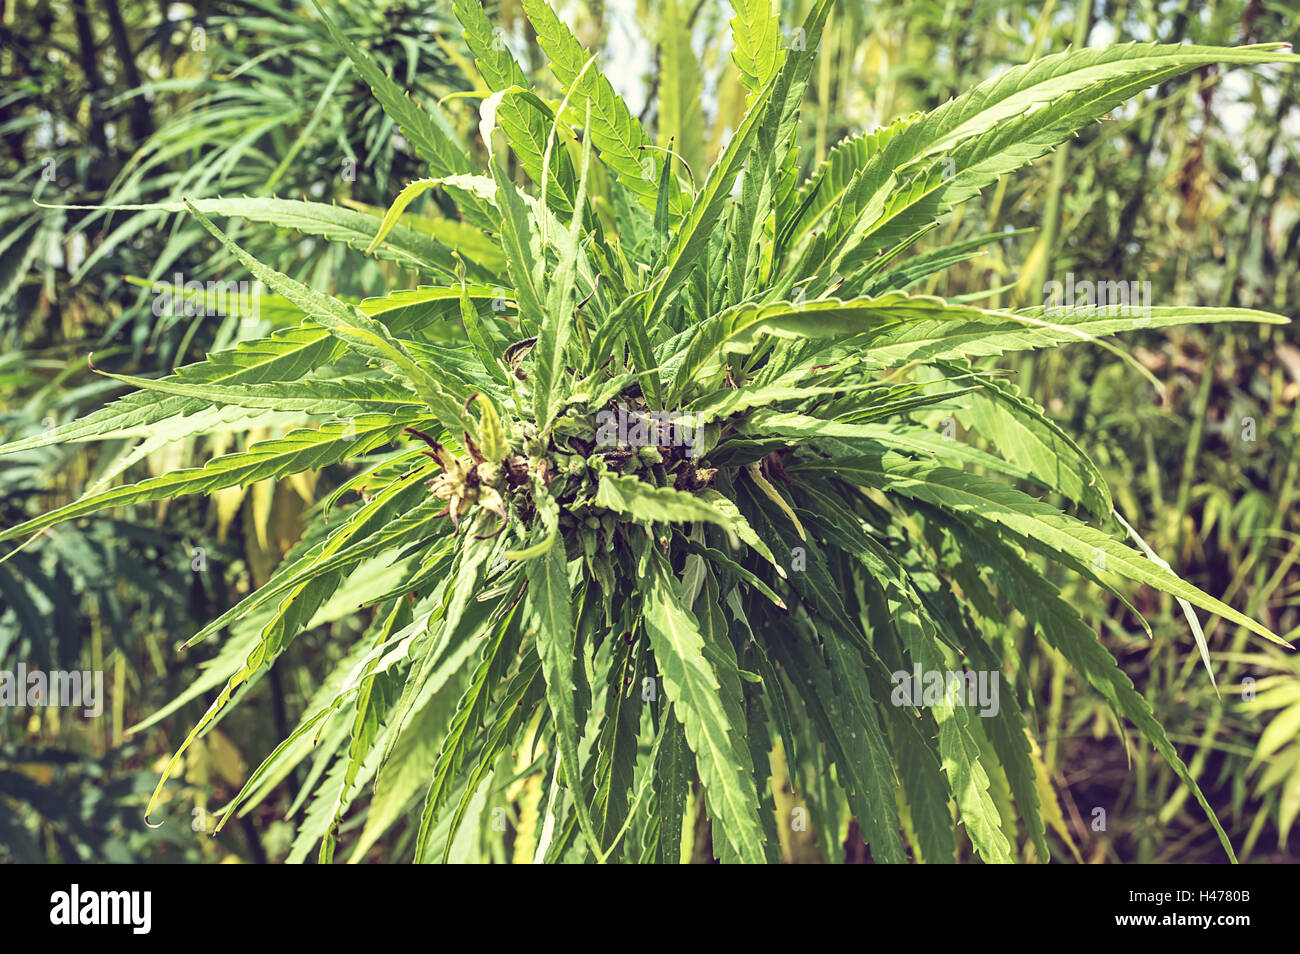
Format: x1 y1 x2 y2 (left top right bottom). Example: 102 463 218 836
1 0 1297 862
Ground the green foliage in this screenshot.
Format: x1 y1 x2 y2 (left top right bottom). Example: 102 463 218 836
5 0 1297 863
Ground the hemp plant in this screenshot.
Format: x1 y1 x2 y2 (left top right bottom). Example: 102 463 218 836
4 0 1296 862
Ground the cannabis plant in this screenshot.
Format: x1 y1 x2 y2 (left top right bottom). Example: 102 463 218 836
5 0 1296 863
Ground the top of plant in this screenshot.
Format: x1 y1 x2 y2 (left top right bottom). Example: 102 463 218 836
5 0 1297 862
